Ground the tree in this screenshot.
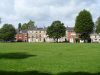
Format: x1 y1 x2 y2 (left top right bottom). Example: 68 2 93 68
18 23 22 32
0 24 16 42
0 29 3 41
47 20 66 42
21 23 28 30
74 9 94 42
21 20 35 30
96 17 100 33
27 20 35 29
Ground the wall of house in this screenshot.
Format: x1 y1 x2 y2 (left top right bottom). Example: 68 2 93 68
15 33 28 42
90 34 100 43
28 29 76 43
28 30 47 42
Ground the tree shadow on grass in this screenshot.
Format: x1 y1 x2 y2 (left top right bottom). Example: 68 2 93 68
0 71 99 75
0 70 52 75
0 52 36 59
57 72 100 75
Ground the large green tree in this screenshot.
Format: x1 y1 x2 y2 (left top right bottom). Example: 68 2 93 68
18 23 22 32
47 20 66 42
0 24 16 42
21 23 28 30
27 20 35 29
96 17 100 33
21 20 35 30
74 9 94 42
0 29 2 41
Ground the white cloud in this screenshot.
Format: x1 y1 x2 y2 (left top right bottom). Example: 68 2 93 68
0 0 100 28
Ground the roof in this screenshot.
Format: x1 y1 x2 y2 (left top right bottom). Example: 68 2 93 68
16 29 28 34
66 27 74 32
16 27 75 33
29 27 47 31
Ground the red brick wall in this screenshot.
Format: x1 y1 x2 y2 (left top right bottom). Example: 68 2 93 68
15 33 28 42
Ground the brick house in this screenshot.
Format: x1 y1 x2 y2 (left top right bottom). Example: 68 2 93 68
90 33 100 43
15 30 28 42
28 27 75 43
66 27 76 43
15 27 77 43
28 28 55 42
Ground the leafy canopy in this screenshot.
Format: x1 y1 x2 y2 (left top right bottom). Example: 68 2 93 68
74 9 94 40
21 20 35 30
96 17 100 33
47 20 66 42
0 24 16 42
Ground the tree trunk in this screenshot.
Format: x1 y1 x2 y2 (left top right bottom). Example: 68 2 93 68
57 38 58 43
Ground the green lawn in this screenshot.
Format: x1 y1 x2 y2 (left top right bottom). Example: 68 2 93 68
0 43 100 75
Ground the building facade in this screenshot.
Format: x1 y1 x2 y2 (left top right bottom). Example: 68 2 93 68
15 27 100 43
15 30 28 42
15 27 77 43
28 28 56 42
27 27 75 43
66 27 76 43
90 33 100 43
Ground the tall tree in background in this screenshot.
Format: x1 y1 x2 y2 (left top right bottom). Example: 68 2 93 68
0 24 16 42
21 23 28 30
96 17 100 33
74 9 94 42
47 20 66 42
0 29 2 41
0 18 1 38
27 20 35 29
21 20 35 30
18 23 22 32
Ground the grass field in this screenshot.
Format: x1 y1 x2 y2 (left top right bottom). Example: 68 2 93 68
0 43 100 75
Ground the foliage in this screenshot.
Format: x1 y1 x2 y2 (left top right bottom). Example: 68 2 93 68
18 23 22 32
0 29 2 41
47 20 66 42
21 20 35 30
96 17 100 33
21 23 28 30
74 9 94 40
0 24 16 42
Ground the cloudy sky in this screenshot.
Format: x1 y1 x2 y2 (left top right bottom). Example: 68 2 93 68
0 0 100 28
